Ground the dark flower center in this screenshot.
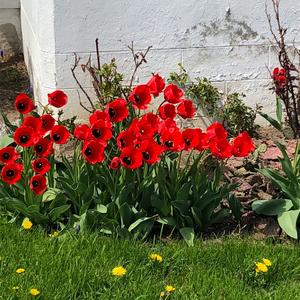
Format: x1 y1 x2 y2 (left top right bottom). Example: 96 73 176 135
165 140 174 148
134 94 141 103
184 138 191 146
6 170 15 177
53 134 61 142
84 147 93 157
32 180 39 187
35 162 43 169
92 129 101 138
120 138 126 147
142 152 150 160
20 135 29 144
42 120 47 128
17 102 26 110
2 152 10 160
35 145 43 153
108 108 116 118
122 157 131 165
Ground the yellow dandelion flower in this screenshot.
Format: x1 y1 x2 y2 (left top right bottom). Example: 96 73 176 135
111 266 127 277
16 268 25 274
160 291 165 298
22 218 33 230
149 253 163 263
262 258 272 266
50 231 59 238
165 285 175 293
29 288 40 296
255 262 268 273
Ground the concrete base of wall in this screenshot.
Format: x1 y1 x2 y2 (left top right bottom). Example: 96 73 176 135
0 4 21 59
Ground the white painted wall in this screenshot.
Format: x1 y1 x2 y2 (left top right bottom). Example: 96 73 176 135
21 0 300 122
0 0 21 57
20 0 56 105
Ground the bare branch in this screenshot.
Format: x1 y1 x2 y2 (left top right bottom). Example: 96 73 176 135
127 42 152 89
71 53 96 111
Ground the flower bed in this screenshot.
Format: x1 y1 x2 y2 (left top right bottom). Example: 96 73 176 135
0 73 255 244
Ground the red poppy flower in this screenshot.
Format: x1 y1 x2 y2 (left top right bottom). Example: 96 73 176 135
177 99 196 119
34 138 53 157
129 84 152 110
160 127 184 152
140 113 161 133
89 110 110 126
209 138 232 159
22 116 42 133
206 122 228 140
158 118 177 134
1 163 23 185
31 158 51 175
48 90 68 108
109 157 121 170
14 126 37 147
50 125 70 144
130 118 155 139
40 114 56 134
82 139 105 164
195 131 209 151
0 146 19 164
117 129 138 149
164 84 183 104
146 74 165 97
91 120 112 143
105 98 128 123
74 124 92 140
29 174 47 195
158 103 176 120
182 129 201 151
120 147 143 169
231 132 255 157
140 139 163 164
15 93 35 114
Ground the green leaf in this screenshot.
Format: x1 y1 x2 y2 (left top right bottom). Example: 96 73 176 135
7 199 28 215
42 188 61 203
258 111 282 132
96 204 107 214
0 110 18 132
157 217 177 226
228 194 244 220
179 227 195 247
151 195 170 216
252 199 293 216
49 205 71 221
176 183 191 201
276 97 283 124
119 203 134 228
128 217 152 232
0 135 14 148
211 208 231 224
278 209 300 239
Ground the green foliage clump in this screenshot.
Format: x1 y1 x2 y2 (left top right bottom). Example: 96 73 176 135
252 143 300 239
219 93 257 136
168 64 221 117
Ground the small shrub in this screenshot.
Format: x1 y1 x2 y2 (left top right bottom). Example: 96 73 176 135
218 93 258 136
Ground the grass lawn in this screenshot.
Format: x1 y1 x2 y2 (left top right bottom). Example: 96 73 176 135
0 225 300 300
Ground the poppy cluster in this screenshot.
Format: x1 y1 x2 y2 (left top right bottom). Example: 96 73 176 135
0 90 69 194
272 67 287 95
73 74 255 169
1 75 255 195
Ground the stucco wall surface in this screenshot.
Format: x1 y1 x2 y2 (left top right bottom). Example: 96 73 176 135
21 0 300 122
